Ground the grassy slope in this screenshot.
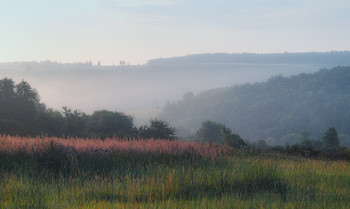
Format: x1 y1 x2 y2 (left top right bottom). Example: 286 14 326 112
0 136 349 208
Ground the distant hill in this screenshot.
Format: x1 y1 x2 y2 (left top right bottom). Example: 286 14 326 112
147 51 350 66
159 66 350 144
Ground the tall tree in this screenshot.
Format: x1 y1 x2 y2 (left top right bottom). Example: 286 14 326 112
14 80 40 125
195 121 224 144
0 78 16 119
322 127 340 151
221 126 246 148
62 107 88 137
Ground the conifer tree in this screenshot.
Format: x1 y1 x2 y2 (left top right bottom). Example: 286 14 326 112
322 127 340 151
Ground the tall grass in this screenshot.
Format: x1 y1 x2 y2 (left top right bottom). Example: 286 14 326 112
0 135 349 208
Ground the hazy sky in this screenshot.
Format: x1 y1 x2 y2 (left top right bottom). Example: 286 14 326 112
1 0 349 65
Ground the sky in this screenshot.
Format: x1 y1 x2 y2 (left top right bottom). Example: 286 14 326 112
0 0 349 65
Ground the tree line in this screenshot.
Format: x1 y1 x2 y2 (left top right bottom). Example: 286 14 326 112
147 51 350 66
193 120 347 159
194 120 342 151
0 78 175 140
1 77 347 159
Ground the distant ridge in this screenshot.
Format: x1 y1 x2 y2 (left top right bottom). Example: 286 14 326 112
147 51 350 66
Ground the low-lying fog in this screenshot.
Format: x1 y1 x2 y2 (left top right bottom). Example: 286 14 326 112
4 51 346 125
0 62 321 124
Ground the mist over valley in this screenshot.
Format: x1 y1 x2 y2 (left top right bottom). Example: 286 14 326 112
2 52 348 122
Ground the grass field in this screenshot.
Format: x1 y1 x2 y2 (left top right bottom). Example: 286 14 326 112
0 135 349 208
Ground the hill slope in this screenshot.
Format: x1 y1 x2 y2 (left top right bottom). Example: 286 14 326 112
160 67 350 143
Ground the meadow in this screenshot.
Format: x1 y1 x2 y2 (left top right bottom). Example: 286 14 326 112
0 135 349 208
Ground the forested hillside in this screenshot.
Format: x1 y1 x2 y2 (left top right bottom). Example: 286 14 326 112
160 67 350 145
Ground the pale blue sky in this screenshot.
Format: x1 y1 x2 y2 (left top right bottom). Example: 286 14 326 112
1 0 349 65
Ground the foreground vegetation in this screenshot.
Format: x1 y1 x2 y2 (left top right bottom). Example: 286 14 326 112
1 136 349 208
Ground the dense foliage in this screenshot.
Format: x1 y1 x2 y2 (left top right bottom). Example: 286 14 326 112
0 78 43 135
139 119 176 140
0 78 175 139
160 67 350 145
194 120 246 148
